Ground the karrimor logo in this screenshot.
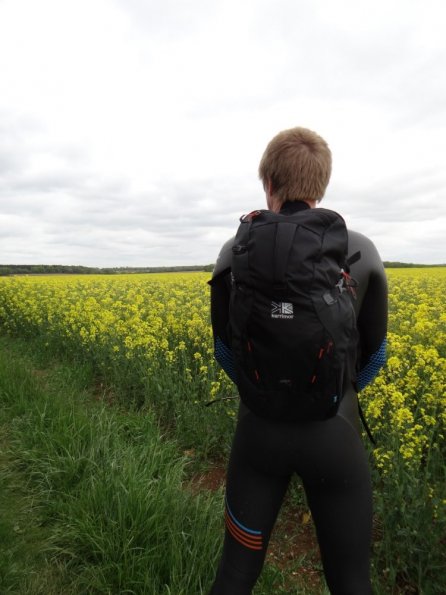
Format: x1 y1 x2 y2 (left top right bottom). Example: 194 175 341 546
271 301 294 319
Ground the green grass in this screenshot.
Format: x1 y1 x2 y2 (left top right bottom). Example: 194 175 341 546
2 332 441 594
0 339 224 594
0 337 323 594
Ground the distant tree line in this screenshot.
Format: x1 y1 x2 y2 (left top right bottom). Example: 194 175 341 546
0 264 214 276
1 262 444 277
382 262 446 268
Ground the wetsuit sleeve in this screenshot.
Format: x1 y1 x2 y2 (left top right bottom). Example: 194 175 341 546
355 242 388 391
209 238 237 383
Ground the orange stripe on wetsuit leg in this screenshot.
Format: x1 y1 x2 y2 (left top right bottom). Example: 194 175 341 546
224 510 262 546
225 518 263 551
225 498 263 549
224 511 263 550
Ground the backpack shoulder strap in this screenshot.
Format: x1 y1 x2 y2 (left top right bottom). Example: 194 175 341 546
273 221 298 287
347 251 361 267
231 210 265 284
208 266 231 286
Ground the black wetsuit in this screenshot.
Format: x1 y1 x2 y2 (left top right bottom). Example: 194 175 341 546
209 202 388 595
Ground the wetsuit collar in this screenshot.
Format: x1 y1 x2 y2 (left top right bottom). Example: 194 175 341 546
279 200 311 215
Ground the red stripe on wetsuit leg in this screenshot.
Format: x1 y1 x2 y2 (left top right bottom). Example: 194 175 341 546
224 511 263 551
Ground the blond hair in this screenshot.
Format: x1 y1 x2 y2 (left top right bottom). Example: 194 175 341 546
258 127 332 203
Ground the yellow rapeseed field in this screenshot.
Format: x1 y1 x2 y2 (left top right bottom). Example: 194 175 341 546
0 272 233 414
0 270 445 458
362 269 446 466
0 268 445 587
0 273 211 359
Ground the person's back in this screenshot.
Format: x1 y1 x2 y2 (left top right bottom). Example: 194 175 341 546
209 127 387 595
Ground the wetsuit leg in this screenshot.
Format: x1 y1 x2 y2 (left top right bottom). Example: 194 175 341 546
301 417 373 594
210 413 373 595
209 416 291 595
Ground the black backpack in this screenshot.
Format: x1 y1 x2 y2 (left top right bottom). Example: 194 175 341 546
229 207 359 422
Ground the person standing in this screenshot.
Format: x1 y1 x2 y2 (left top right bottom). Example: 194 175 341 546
208 127 387 594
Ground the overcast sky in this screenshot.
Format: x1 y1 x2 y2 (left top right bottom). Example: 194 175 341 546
1 0 445 267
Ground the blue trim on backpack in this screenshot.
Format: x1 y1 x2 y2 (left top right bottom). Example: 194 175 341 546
357 338 387 391
215 336 237 383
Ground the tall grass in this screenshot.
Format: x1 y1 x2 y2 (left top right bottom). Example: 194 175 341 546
0 342 224 594
0 339 311 594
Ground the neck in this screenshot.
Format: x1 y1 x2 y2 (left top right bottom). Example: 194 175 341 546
269 197 317 212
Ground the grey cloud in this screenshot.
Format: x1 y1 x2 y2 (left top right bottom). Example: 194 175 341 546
369 220 446 264
116 0 217 49
332 167 446 223
1 1 445 267
2 121 444 266
0 150 23 176
41 176 251 239
0 170 245 266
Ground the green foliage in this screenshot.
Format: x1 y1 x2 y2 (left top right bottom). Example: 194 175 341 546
0 264 214 276
383 261 446 268
0 342 224 594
